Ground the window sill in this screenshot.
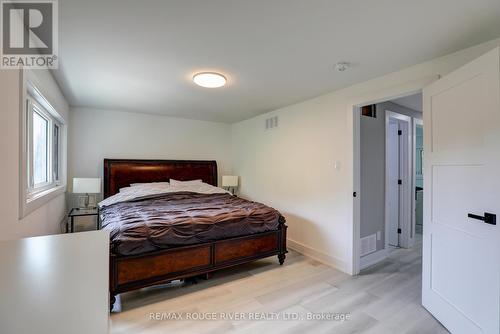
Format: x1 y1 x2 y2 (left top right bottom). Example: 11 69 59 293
20 184 66 219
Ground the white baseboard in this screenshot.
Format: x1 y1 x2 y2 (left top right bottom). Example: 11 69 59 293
287 238 349 274
360 248 388 270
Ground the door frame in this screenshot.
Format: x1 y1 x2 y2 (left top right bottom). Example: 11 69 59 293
385 111 413 249
351 76 437 275
412 118 424 239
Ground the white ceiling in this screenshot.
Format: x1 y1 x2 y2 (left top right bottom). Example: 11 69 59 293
392 93 423 112
54 0 500 123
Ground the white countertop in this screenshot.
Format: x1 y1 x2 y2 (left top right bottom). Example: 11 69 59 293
0 231 109 334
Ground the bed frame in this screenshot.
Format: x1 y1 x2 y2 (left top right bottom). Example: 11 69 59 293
103 159 287 310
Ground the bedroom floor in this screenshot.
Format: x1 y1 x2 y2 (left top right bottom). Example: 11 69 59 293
110 234 448 334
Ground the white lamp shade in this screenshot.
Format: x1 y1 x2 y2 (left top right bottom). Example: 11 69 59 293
73 178 101 194
222 175 239 187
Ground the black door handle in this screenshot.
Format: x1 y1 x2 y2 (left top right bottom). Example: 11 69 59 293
468 212 496 225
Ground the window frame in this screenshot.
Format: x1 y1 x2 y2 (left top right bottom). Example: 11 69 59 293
20 78 66 218
26 97 62 196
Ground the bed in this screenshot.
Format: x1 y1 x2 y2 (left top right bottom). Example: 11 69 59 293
101 159 287 310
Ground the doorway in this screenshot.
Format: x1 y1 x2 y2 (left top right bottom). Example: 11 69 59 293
357 93 423 271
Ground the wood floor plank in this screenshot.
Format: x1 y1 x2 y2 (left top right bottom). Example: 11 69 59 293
111 233 449 334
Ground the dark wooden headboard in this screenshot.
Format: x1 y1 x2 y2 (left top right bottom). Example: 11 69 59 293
103 159 218 198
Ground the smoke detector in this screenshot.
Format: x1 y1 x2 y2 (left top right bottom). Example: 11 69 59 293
334 62 350 72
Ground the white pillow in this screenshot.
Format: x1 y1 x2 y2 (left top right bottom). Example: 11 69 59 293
170 179 203 186
130 182 169 187
119 182 169 193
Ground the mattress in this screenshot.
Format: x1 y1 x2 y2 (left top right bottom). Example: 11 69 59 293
100 192 284 256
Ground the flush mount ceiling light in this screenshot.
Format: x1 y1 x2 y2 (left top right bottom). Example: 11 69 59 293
193 72 227 88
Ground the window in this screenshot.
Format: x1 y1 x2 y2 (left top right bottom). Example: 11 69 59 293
25 86 63 201
32 109 48 185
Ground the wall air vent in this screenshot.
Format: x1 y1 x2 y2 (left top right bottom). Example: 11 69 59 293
265 116 279 130
360 234 377 256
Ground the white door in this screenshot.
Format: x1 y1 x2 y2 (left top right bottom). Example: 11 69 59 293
422 47 500 334
386 112 412 249
387 121 400 247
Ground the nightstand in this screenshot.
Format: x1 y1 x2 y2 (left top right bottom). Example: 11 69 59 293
67 207 100 233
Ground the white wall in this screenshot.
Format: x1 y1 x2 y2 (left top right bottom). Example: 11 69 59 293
68 108 232 188
0 69 69 241
231 38 500 274
359 108 385 252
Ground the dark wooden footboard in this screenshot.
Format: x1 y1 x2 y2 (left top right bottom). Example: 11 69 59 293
110 223 287 310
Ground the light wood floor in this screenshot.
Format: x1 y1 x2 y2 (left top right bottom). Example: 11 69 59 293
110 234 449 334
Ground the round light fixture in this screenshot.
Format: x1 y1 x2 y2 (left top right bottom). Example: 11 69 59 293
193 72 227 88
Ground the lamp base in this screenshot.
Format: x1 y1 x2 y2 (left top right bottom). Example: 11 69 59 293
224 187 237 195
77 194 97 209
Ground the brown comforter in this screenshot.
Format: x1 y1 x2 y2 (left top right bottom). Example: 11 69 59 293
100 192 284 256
